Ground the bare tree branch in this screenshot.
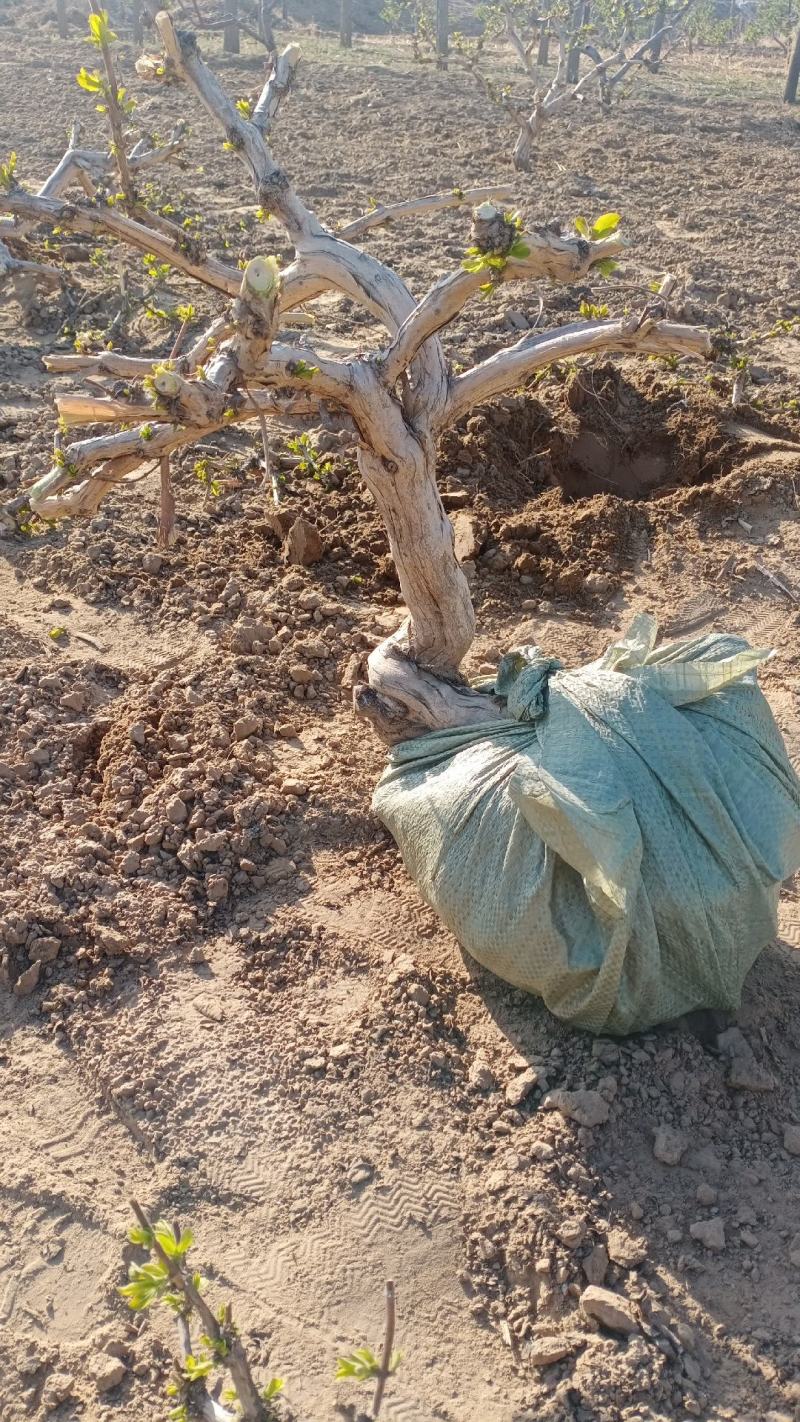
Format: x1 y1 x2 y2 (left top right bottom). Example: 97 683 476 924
0 191 241 294
383 224 626 383
0 238 63 291
252 42 301 135
340 184 515 241
446 315 713 426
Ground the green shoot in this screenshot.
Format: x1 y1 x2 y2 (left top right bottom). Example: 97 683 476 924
288 359 319 381
194 457 222 498
86 9 116 47
286 433 334 484
0 151 18 191
335 1346 402 1382
578 299 609 320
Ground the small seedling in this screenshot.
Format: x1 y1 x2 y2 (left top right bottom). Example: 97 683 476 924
194 457 222 498
121 1204 284 1422
573 214 622 277
335 1346 402 1381
119 1207 399 1421
143 253 172 283
0 151 18 191
578 299 610 320
286 433 334 484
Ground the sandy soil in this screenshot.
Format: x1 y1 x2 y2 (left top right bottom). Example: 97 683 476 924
1 10 800 1422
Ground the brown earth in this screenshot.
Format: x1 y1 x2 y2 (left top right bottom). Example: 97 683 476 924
1 13 800 1422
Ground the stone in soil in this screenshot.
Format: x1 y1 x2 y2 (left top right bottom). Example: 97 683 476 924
690 1217 726 1251
584 1244 609 1285
528 1335 581 1366
13 960 40 996
541 1088 609 1127
653 1124 688 1165
41 1373 75 1410
783 1124 800 1156
580 1285 639 1334
505 1066 538 1106
93 1358 127 1393
283 516 323 565
468 1054 496 1091
451 510 484 563
166 795 188 824
606 1227 647 1269
717 1026 775 1092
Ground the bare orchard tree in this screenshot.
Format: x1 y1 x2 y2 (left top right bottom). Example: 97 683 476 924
0 13 712 743
396 0 693 169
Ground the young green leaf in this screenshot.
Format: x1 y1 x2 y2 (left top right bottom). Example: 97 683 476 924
591 211 621 237
182 1353 213 1382
87 10 117 47
127 1225 154 1247
574 216 590 238
335 1346 402 1383
289 360 319 381
76 66 103 94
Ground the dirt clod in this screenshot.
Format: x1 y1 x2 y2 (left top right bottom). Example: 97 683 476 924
542 1088 610 1127
653 1124 688 1165
581 1285 640 1334
690 1218 727 1252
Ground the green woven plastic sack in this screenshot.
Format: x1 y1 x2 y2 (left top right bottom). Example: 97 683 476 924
373 615 800 1035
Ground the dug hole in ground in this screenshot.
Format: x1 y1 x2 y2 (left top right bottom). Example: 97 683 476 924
1 8 800 1422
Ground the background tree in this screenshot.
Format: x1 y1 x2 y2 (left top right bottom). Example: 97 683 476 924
384 0 694 168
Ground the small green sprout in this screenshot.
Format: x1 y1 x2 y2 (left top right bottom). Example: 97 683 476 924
49 626 67 640
235 97 253 118
182 1353 214 1382
143 252 172 282
288 359 319 381
462 207 530 296
87 9 116 47
0 151 18 191
578 299 609 320
194 457 222 498
286 432 334 484
335 1346 402 1382
574 211 621 240
574 214 622 276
